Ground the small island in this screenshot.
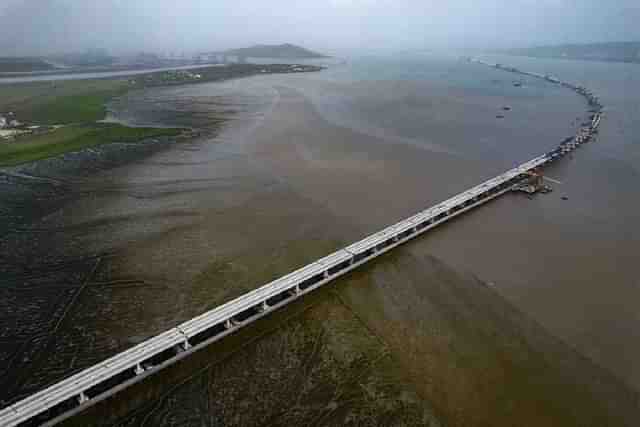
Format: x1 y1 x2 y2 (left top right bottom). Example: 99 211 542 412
224 43 329 59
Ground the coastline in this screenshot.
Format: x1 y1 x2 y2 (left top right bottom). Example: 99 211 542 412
1 56 639 426
0 63 323 167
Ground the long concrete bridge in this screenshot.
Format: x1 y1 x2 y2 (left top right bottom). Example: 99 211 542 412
0 62 603 427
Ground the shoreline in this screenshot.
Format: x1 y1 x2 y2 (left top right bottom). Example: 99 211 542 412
0 63 323 85
2 56 639 426
0 62 215 78
0 63 323 167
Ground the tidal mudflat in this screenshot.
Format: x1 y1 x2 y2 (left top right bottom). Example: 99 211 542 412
2 58 639 426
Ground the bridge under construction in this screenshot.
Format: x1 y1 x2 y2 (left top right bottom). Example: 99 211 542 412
0 61 604 427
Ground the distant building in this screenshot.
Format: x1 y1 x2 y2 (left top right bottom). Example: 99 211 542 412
196 53 219 63
194 53 225 64
133 52 161 66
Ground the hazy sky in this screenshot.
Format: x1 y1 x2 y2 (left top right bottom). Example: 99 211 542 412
0 0 639 56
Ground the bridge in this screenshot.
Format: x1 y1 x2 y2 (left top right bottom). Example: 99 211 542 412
0 63 603 427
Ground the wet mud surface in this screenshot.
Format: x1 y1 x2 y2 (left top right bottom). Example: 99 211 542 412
1 62 639 425
108 290 441 427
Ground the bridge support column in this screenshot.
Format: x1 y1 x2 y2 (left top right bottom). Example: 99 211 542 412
259 301 270 312
135 363 145 375
77 392 89 405
225 319 234 329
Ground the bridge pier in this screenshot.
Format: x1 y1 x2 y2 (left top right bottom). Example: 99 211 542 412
135 363 145 375
77 392 89 405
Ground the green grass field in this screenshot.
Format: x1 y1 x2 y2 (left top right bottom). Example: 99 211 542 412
0 124 182 167
25 91 116 124
0 79 130 124
0 78 187 166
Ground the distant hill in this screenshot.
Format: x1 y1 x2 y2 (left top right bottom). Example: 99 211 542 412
500 42 640 64
225 43 328 59
0 57 54 72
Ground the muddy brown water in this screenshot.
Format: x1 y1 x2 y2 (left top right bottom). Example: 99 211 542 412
1 56 639 424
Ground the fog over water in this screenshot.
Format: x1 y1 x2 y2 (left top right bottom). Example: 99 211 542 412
1 0 639 55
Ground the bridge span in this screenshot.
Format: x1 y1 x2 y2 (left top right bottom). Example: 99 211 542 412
0 64 603 427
